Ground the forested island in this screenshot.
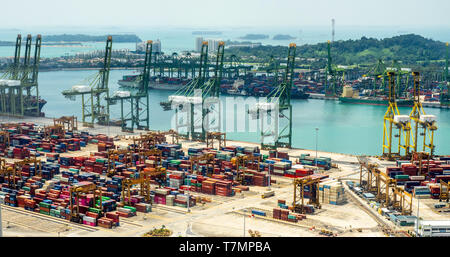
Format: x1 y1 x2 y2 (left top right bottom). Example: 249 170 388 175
226 34 448 66
239 34 269 40
272 34 296 40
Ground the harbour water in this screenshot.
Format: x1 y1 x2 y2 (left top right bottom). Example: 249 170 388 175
8 69 448 156
1 25 450 57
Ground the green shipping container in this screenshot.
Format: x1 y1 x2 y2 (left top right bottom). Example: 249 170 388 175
39 202 51 208
88 207 101 214
123 206 136 213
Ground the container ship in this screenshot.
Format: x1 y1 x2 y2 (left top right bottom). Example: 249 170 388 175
118 75 188 91
220 75 309 99
119 74 309 99
339 85 414 107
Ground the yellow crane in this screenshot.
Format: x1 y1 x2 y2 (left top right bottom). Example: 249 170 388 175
0 131 10 149
121 172 152 206
234 154 261 185
206 132 226 149
382 72 411 160
53 116 78 132
106 149 134 177
292 176 321 214
190 153 215 176
440 180 449 202
409 72 437 156
69 182 102 223
359 158 412 215
137 149 162 167
43 124 65 139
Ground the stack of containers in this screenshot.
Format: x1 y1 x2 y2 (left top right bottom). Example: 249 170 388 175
154 188 169 204
166 194 175 206
319 180 346 205
413 186 431 198
202 180 215 195
215 180 232 196
401 163 418 176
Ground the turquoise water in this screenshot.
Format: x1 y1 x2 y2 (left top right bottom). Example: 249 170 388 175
13 69 448 156
1 25 450 58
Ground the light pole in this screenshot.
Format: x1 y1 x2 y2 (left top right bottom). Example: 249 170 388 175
0 204 3 237
243 214 246 237
415 197 420 236
315 128 319 168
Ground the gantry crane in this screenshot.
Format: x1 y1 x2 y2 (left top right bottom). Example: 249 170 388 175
136 149 163 167
292 176 321 214
106 149 134 177
362 59 387 95
0 131 10 152
235 154 261 185
0 34 42 117
160 41 209 139
358 158 412 215
266 55 279 86
43 124 65 139
54 116 78 132
324 41 338 97
62 36 112 127
190 153 215 176
191 41 225 141
409 72 437 156
382 72 411 160
69 182 102 223
205 132 226 149
387 60 410 99
107 40 153 132
250 43 296 150
439 180 449 202
411 152 431 176
358 156 380 194
0 159 15 188
132 132 165 151
14 156 42 177
121 172 152 205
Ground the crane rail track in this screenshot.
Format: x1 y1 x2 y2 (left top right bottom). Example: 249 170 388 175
1 204 99 232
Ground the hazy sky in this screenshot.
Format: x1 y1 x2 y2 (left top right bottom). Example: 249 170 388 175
1 0 449 28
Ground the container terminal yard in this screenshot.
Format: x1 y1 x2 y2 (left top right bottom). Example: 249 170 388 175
0 32 449 239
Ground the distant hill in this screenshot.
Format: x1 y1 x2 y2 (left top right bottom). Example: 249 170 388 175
272 34 296 40
239 34 269 40
43 34 142 43
226 34 448 66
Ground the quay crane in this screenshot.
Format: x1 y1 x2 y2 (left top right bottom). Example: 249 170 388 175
191 41 225 141
249 43 296 149
324 41 338 97
160 41 225 141
62 36 112 127
409 72 437 156
107 40 153 132
159 41 209 139
0 34 42 117
382 72 411 160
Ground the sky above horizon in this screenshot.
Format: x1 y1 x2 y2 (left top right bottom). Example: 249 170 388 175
0 0 449 28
